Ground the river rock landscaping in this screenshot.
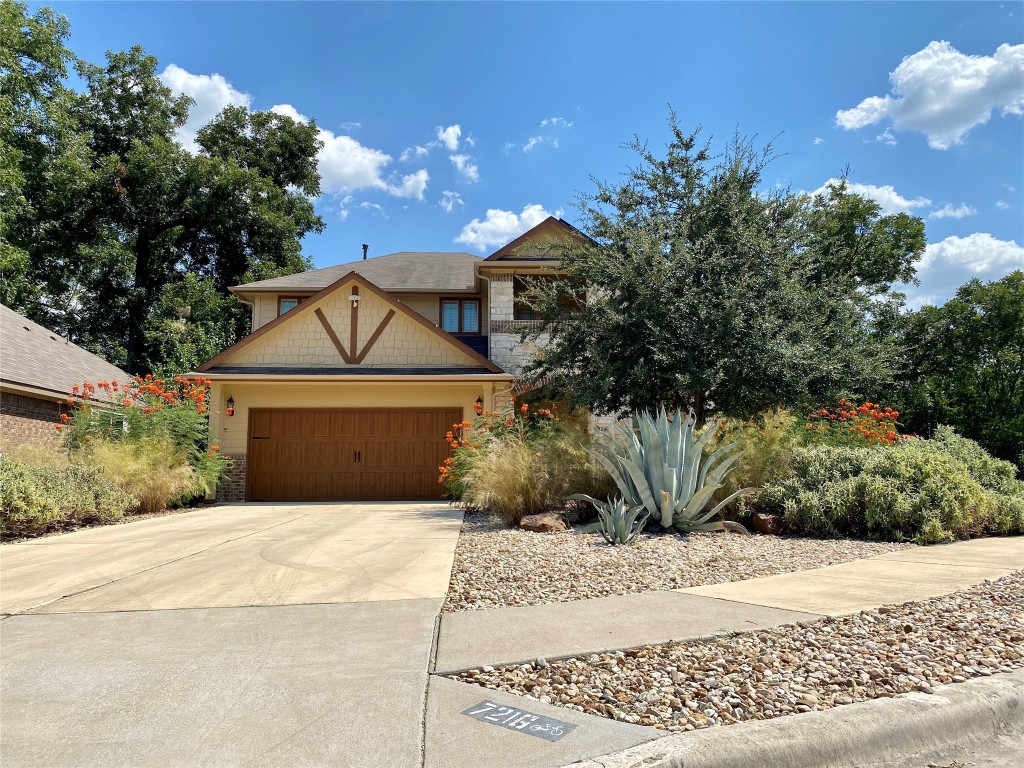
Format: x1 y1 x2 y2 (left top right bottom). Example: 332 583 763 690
451 570 1024 731
442 513 913 612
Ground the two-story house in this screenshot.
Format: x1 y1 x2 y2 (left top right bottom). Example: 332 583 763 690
196 216 587 503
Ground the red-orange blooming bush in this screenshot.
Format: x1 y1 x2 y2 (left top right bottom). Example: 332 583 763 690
804 399 905 447
58 375 230 500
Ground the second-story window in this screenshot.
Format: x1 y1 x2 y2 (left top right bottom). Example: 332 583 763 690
514 275 582 321
441 299 480 334
278 296 307 315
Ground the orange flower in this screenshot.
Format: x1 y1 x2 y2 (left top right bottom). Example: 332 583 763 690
122 397 132 406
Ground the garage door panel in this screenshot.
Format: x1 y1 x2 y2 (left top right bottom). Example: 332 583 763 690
246 408 462 501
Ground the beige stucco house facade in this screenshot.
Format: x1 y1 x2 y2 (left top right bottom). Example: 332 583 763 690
196 217 587 502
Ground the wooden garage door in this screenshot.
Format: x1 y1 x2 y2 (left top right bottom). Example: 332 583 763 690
247 408 462 501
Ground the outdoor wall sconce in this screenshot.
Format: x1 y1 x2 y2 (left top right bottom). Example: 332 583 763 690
349 292 361 307
475 397 484 407
226 396 235 417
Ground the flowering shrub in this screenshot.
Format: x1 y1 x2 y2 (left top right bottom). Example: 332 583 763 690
439 402 612 524
804 399 903 446
439 401 560 498
57 375 229 506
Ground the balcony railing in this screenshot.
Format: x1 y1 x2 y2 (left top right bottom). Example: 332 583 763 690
490 319 546 334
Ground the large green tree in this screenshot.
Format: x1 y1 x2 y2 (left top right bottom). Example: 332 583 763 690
520 115 926 422
2 1 324 373
892 272 1023 467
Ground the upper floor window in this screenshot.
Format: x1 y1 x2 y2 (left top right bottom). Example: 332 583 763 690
278 296 307 315
513 275 582 321
441 298 480 334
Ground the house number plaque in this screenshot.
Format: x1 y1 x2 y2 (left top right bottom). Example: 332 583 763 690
462 700 577 741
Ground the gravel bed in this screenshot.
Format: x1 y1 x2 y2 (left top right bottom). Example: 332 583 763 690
443 514 913 612
452 571 1024 731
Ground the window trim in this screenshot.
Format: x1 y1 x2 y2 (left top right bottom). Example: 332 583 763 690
277 295 308 315
438 297 482 335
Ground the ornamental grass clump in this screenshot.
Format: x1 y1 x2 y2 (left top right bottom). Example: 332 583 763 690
439 402 612 525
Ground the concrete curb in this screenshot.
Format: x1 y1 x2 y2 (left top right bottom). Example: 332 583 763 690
563 669 1024 768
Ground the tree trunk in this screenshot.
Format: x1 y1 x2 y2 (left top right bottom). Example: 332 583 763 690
692 390 706 425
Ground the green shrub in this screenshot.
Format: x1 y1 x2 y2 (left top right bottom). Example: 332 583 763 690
1 456 134 537
753 434 1023 543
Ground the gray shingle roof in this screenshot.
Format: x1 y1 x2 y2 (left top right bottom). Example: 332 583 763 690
232 251 482 294
1 304 128 398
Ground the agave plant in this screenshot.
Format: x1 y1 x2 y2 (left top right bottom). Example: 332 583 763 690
587 407 750 533
571 495 649 545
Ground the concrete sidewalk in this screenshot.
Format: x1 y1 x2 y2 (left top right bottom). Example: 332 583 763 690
434 591 819 674
428 536 1024 768
678 535 1024 615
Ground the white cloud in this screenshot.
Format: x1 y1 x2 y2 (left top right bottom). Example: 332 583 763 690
440 190 464 214
836 41 1024 149
164 67 428 202
269 103 309 122
813 136 825 145
813 179 932 214
540 116 573 128
436 124 462 151
523 136 543 153
464 135 477 147
399 145 430 162
340 121 362 130
997 200 1010 209
159 64 251 151
929 202 977 219
875 128 898 146
271 104 428 200
921 233 1024 272
449 154 480 183
386 169 429 200
454 204 562 252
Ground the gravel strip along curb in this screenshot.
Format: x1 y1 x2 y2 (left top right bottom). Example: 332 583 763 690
452 572 1024 730
563 668 1024 768
444 515 912 612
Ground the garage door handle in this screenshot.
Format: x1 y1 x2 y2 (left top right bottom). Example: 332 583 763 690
354 450 361 463
252 436 270 440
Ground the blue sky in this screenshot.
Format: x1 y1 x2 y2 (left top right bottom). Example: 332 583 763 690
47 1 1024 305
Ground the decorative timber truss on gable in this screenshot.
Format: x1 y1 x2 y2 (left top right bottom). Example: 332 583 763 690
198 272 503 375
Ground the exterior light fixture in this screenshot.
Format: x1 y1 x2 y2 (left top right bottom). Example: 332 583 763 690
349 292 360 307
475 397 484 406
226 396 235 417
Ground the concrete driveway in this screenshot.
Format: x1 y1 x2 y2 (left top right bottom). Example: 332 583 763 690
0 502 463 767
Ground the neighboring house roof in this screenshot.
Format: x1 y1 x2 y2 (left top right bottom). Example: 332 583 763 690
231 251 481 294
484 216 592 262
199 271 505 375
0 304 128 399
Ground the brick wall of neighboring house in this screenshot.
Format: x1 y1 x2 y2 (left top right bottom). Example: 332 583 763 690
0 391 62 446
217 454 247 502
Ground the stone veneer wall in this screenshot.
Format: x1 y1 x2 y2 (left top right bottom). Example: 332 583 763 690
217 454 247 502
0 391 61 446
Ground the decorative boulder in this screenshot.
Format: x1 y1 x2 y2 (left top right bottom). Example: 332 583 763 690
752 513 787 535
519 513 568 533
